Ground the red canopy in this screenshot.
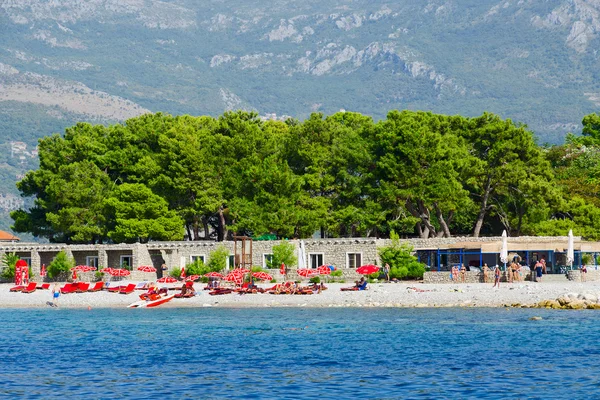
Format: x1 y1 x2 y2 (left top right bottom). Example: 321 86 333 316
252 271 272 281
138 265 157 273
225 271 243 285
109 268 131 277
356 265 379 275
185 275 201 281
297 268 318 278
157 276 177 283
317 265 333 275
204 272 224 279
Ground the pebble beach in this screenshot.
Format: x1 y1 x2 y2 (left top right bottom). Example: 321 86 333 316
3 280 600 309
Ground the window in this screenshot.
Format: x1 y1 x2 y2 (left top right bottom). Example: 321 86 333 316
190 255 205 264
263 254 273 269
20 257 32 267
86 256 99 268
347 253 362 269
120 255 132 269
309 253 324 269
227 255 235 269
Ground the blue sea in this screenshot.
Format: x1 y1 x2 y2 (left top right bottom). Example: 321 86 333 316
1 307 598 399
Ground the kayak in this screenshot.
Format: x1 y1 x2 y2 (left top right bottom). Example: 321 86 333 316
128 294 175 308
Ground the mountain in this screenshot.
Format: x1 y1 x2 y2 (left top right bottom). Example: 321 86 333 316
0 0 599 235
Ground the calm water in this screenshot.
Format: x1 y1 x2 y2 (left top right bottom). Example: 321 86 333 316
1 307 599 399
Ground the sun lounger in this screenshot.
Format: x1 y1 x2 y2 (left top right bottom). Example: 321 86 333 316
22 282 38 294
119 283 136 294
341 281 368 291
75 282 90 293
88 282 105 292
37 283 50 290
107 285 124 293
209 288 233 296
9 285 25 292
60 283 78 294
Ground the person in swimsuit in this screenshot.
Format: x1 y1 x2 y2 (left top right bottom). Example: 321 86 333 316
460 264 466 283
493 266 501 288
581 264 587 282
535 261 543 282
52 284 60 306
482 263 489 283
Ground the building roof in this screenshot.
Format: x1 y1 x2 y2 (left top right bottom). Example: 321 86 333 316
0 230 20 241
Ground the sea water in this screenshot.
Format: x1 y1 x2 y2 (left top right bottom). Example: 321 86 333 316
0 307 598 399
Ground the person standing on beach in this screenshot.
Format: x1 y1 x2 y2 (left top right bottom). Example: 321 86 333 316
460 264 466 283
581 264 587 282
534 260 543 282
52 284 60 307
482 263 489 283
383 263 390 282
493 266 501 288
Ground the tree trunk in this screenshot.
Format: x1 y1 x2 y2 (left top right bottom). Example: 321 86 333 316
473 177 492 238
217 206 227 242
434 203 452 238
192 216 200 241
417 200 437 238
406 200 429 239
185 224 192 241
202 216 210 239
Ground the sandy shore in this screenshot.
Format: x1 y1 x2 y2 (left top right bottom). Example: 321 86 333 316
2 280 600 309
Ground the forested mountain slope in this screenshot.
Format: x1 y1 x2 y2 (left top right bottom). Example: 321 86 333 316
1 0 600 236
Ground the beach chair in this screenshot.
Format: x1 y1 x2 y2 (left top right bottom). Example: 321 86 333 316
107 284 124 293
9 285 25 292
60 283 77 294
119 283 136 294
75 282 90 293
22 282 38 294
88 282 104 292
37 283 50 290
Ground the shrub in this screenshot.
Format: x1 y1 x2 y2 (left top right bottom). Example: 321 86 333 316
186 259 209 276
170 267 182 279
206 246 228 272
378 231 426 280
309 276 320 284
267 241 297 269
582 254 594 265
330 270 343 277
47 251 75 280
270 278 277 283
1 252 19 280
251 266 263 272
95 271 104 281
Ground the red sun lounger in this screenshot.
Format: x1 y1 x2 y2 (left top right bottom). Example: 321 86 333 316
37 283 50 290
9 285 25 292
22 282 38 294
119 283 136 294
88 282 104 292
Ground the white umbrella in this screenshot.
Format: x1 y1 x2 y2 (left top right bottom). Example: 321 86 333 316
500 230 509 269
297 240 307 270
566 229 575 269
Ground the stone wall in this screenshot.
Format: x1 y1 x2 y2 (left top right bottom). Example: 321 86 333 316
423 271 533 284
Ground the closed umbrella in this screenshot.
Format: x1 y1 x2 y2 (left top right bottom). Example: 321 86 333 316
500 230 509 270
567 229 575 270
356 265 379 275
180 267 186 280
40 264 46 278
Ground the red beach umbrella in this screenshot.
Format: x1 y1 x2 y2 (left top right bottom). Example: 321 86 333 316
297 268 318 278
252 271 272 281
185 275 201 281
317 265 333 275
234 268 250 274
138 265 157 273
109 268 131 277
356 265 379 275
225 271 243 285
204 272 224 279
157 276 177 283
100 267 114 274
16 259 27 268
